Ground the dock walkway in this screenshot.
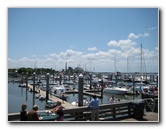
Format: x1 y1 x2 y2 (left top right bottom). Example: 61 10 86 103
27 84 76 109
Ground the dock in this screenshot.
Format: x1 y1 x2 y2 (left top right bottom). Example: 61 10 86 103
27 84 76 109
66 89 102 98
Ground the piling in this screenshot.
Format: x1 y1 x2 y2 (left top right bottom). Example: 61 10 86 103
46 73 49 100
33 72 35 106
78 74 83 107
22 72 23 84
59 74 62 85
26 72 28 101
101 79 103 99
90 73 92 90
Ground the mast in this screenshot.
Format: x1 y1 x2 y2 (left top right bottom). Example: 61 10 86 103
127 57 129 73
114 59 117 73
140 43 142 80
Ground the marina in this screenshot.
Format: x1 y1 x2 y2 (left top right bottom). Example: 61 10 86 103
8 72 158 122
8 8 159 123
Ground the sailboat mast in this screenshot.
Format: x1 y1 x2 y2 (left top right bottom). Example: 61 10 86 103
141 44 142 79
114 59 117 73
127 57 129 73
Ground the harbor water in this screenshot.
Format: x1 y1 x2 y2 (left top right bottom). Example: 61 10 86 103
8 80 142 114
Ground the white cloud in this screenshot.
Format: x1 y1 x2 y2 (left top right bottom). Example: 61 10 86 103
128 33 149 39
108 49 122 58
64 49 82 58
128 33 139 39
83 53 96 60
107 40 118 47
88 47 97 51
8 32 158 72
108 39 136 49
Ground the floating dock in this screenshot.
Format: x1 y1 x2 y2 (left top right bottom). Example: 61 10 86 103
27 84 76 109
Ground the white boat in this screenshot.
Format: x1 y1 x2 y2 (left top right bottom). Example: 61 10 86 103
52 85 66 95
52 85 68 101
71 98 89 106
36 93 41 99
135 82 149 92
103 86 129 95
63 85 72 91
39 95 46 101
83 84 90 90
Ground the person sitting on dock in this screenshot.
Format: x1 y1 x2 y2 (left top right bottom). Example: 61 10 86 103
27 105 39 121
51 101 64 121
88 95 99 121
20 103 27 121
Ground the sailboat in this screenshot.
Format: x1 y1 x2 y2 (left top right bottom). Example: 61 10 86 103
135 44 148 83
103 59 130 95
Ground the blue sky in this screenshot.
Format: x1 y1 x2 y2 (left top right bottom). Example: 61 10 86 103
8 8 158 73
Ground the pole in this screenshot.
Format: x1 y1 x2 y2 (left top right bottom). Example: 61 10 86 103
46 73 49 100
59 74 62 85
133 73 135 100
33 72 35 106
78 74 83 107
26 72 28 101
22 72 24 84
101 79 103 99
90 73 92 90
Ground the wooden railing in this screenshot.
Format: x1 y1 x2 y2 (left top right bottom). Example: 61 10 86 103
62 101 133 121
8 98 158 121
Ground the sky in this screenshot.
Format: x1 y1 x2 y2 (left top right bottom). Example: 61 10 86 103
8 8 159 73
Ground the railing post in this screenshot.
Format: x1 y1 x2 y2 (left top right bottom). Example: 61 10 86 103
113 107 116 118
128 104 131 117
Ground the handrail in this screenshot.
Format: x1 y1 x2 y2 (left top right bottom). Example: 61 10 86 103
8 98 158 121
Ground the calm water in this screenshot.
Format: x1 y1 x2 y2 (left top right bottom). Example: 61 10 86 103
8 81 142 114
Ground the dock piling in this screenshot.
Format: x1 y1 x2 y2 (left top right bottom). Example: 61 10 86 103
78 74 83 107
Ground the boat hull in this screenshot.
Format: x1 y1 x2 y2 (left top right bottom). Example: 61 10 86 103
104 88 128 95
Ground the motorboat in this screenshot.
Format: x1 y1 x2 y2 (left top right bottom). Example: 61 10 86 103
103 86 129 95
36 93 41 99
83 84 90 90
71 98 89 106
134 82 149 92
39 95 46 101
63 85 72 91
18 84 26 88
52 85 68 101
45 100 57 109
